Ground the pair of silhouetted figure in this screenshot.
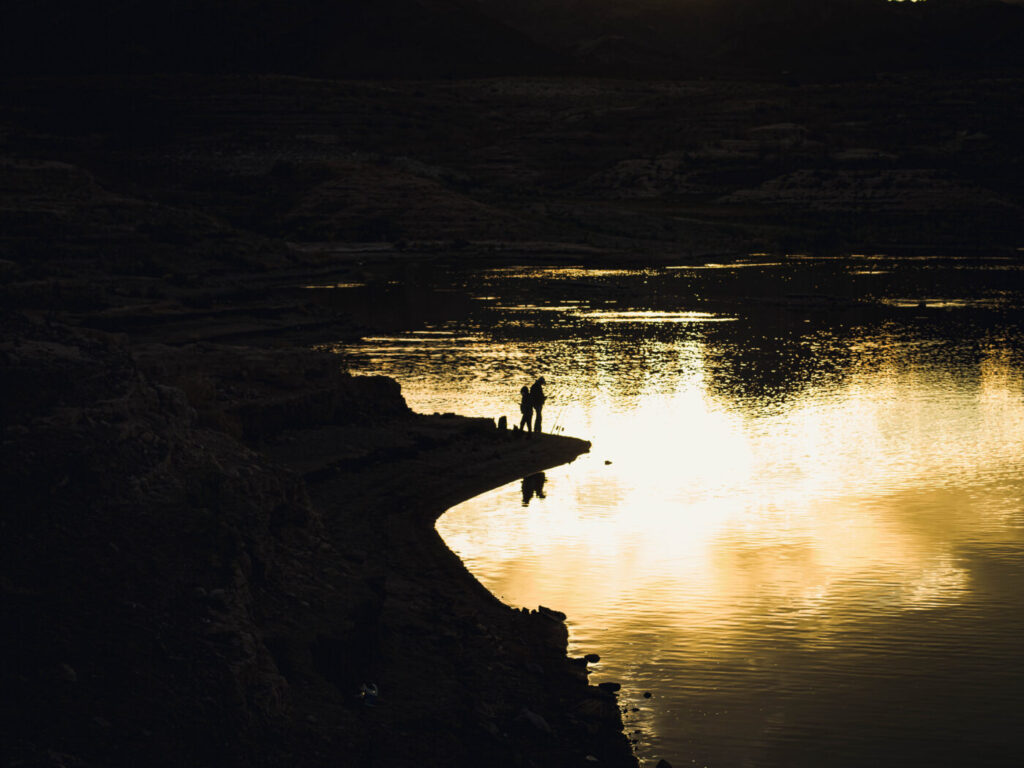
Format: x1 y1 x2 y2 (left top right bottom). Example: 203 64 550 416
518 376 546 434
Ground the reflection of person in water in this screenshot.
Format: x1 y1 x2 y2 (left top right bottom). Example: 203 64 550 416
519 385 533 432
530 376 546 434
521 472 547 506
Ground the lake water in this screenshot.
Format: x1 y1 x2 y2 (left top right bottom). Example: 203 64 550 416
332 256 1024 767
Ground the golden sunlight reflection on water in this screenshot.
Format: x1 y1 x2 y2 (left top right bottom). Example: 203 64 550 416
342 261 1024 767
435 353 1024 765
440 355 1024 624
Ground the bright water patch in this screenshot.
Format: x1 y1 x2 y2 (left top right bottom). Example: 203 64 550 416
338 257 1024 767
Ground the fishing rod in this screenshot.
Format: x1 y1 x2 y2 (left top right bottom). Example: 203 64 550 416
547 388 570 434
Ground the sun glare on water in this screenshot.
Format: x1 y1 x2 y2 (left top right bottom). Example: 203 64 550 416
350 260 1024 766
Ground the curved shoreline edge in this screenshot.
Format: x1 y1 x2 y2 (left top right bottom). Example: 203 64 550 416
280 416 640 767
2 318 638 767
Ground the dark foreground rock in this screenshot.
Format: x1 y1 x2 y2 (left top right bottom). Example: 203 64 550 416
1 313 634 768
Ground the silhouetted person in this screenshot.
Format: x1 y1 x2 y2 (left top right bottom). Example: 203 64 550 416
521 472 546 506
519 385 533 432
530 376 546 434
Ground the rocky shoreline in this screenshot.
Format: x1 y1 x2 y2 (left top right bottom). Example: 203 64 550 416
1 310 636 768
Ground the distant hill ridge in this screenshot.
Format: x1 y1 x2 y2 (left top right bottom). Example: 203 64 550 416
476 0 1024 76
0 0 564 77
1 0 1022 78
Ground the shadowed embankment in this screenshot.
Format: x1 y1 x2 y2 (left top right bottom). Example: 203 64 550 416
1 313 633 767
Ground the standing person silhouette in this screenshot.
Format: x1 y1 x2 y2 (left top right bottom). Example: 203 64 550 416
518 385 533 432
530 377 546 434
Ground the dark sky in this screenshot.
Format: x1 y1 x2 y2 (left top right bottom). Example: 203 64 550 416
2 0 1023 78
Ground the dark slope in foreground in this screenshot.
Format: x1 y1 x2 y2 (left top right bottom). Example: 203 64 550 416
1 312 633 767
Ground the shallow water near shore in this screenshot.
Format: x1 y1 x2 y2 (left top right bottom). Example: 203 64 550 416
336 256 1024 767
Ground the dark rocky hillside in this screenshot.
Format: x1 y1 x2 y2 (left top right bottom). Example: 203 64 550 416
1 311 628 767
2 74 1021 265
